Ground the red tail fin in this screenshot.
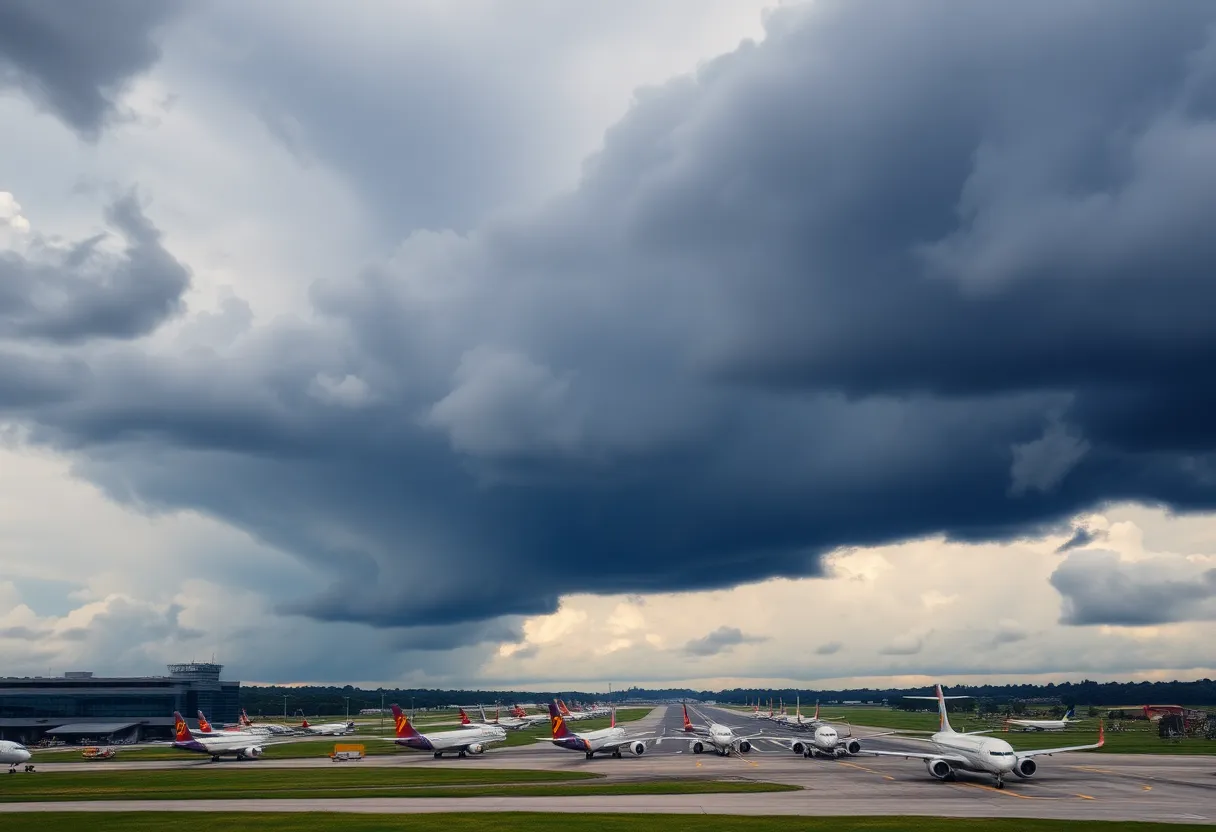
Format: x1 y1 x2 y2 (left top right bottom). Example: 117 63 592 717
610 706 616 729
390 704 422 739
683 703 694 732
548 700 573 739
241 709 253 727
459 708 471 725
557 699 573 716
173 711 193 743
196 710 213 733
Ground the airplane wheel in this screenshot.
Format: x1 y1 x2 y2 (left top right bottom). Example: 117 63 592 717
433 752 442 759
585 752 593 759
458 751 467 758
613 750 622 759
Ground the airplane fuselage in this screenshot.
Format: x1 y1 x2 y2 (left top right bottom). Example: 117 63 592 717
1 740 32 768
924 731 1017 779
174 733 266 760
395 726 506 755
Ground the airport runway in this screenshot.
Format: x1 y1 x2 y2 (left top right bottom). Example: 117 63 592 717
13 704 1216 824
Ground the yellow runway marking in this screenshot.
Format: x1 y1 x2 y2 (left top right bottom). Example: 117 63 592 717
1075 793 1096 800
1070 765 1115 775
1143 785 1152 791
951 782 1051 800
837 760 895 781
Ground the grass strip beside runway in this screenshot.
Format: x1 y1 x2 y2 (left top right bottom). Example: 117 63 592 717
0 768 795 802
11 814 1212 831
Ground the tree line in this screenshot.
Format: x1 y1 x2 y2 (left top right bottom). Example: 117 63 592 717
237 679 1216 718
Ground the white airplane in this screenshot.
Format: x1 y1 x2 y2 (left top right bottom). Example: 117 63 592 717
197 710 269 737
1005 708 1083 732
233 710 296 735
546 701 656 759
298 716 356 736
472 705 530 731
1 739 33 772
380 703 506 758
863 685 1105 789
677 703 765 757
508 704 550 727
172 711 279 761
555 699 596 721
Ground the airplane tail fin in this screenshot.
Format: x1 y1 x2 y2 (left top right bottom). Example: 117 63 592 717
904 684 971 734
814 700 821 721
173 711 194 743
459 708 472 725
301 718 310 729
1064 707 1076 721
549 700 573 739
610 706 616 729
389 704 422 739
683 703 694 732
240 709 253 727
557 699 573 716
196 710 213 733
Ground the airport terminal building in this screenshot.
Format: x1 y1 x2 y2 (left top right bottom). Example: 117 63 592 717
0 662 240 744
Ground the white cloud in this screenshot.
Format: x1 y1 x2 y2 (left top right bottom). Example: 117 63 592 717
0 191 30 233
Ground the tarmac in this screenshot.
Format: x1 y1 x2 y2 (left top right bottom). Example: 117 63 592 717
9 704 1216 824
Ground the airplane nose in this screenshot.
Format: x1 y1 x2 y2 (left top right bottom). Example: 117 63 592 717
18 750 31 763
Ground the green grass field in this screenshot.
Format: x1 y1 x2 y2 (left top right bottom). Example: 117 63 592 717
0 767 794 802
737 706 1216 755
9 814 1212 832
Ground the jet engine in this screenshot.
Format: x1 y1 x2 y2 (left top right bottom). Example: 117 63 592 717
245 747 263 758
690 740 705 754
925 758 952 780
737 740 752 753
1014 757 1037 779
466 744 485 755
790 741 807 756
629 741 646 756
844 739 861 755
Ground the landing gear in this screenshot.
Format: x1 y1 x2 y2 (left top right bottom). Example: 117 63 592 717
433 752 443 759
995 775 1005 790
585 751 594 759
458 751 467 758
612 750 622 759
211 755 221 762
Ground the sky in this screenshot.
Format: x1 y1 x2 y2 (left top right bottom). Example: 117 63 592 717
2 0 1215 691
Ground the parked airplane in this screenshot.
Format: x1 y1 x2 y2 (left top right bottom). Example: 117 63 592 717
299 717 356 736
546 701 655 759
510 705 550 727
234 710 296 735
1 739 32 772
556 699 595 721
863 685 1104 789
197 710 268 737
677 704 765 757
382 704 506 758
1005 708 1083 732
172 711 275 761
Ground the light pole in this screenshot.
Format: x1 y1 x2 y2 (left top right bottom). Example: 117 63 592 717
380 692 385 733
282 695 288 722
344 696 350 721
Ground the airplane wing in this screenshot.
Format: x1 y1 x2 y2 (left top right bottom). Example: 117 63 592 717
597 732 659 750
1015 724 1104 758
863 748 970 765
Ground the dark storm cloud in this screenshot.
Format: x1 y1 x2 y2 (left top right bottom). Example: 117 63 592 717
8 1 1216 646
683 626 768 657
1056 526 1099 554
0 0 183 139
1051 550 1216 625
0 193 190 343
